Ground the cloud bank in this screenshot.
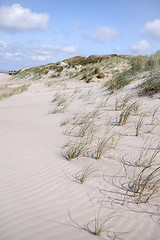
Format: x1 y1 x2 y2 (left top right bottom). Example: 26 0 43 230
0 4 49 32
0 40 79 69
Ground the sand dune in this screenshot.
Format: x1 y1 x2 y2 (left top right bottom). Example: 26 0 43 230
0 73 159 239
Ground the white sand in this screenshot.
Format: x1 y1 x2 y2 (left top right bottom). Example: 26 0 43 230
0 78 159 240
0 73 11 84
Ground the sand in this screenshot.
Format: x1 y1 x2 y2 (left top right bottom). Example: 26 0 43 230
0 73 159 240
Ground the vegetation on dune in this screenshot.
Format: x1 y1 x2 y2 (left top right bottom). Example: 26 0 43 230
75 165 97 184
139 70 160 96
0 84 29 100
65 138 90 160
131 166 160 204
106 69 134 93
13 50 160 96
63 54 122 66
13 54 130 82
14 62 63 80
107 50 160 94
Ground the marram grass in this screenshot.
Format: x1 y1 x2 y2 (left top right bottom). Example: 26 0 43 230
0 84 29 101
132 166 160 204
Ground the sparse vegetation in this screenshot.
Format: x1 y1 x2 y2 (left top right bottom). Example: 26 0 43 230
0 84 29 100
2 47 160 240
118 102 135 125
51 92 62 103
94 134 114 159
86 196 116 236
60 118 71 127
139 70 160 96
96 97 109 108
107 69 134 93
151 105 160 124
131 166 160 204
76 165 97 184
13 53 131 83
65 139 89 160
133 101 140 116
71 109 100 126
77 121 97 137
120 94 132 110
135 114 146 136
50 104 68 114
136 141 160 167
106 51 160 93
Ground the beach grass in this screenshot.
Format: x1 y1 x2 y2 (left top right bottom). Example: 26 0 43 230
76 165 97 184
135 114 146 136
94 134 114 159
118 102 135 125
0 84 29 100
132 166 160 204
65 139 90 160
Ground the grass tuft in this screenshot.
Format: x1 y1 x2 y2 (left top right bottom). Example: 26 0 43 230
0 84 29 100
151 105 160 125
107 69 134 93
87 196 116 236
76 165 97 184
132 166 160 204
94 134 114 159
139 71 160 96
77 121 98 137
135 114 146 136
118 103 134 126
65 139 89 160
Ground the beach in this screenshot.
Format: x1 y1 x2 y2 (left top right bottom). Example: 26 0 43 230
0 71 159 240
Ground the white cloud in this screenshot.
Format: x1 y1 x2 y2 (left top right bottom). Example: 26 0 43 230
130 40 151 54
0 40 80 69
141 19 160 41
61 46 79 54
93 26 120 42
0 4 49 32
30 55 53 62
29 45 79 58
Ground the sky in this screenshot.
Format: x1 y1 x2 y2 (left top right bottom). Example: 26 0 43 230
0 0 160 70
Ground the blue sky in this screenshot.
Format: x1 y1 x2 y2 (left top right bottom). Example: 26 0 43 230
0 0 160 70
